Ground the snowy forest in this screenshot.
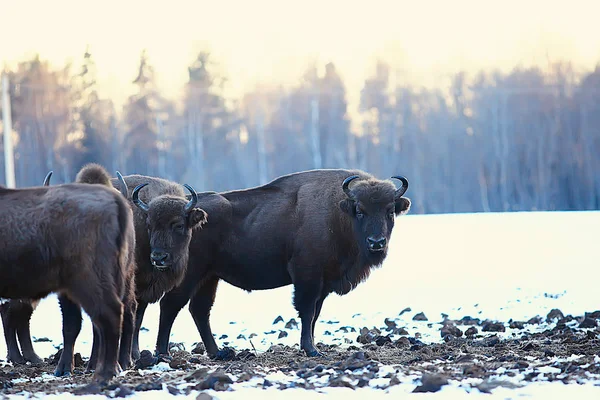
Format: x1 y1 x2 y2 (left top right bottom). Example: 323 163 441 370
1 49 599 214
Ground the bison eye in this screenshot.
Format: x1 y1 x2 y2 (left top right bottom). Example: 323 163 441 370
356 209 364 219
172 223 185 232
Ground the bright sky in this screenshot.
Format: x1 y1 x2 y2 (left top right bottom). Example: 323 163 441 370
2 0 600 112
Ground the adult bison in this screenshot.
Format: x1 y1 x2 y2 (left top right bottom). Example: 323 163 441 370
50 171 206 376
132 169 410 358
48 165 138 378
0 171 135 382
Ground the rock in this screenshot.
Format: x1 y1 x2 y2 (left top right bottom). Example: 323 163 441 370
273 315 284 324
384 318 397 330
169 342 186 352
476 378 522 393
134 350 158 369
166 386 180 395
196 393 214 400
114 385 134 398
196 372 233 391
412 312 428 321
191 343 206 355
237 334 246 339
278 330 288 339
236 349 257 360
509 321 525 329
375 335 392 346
74 353 84 368
399 307 412 316
393 327 409 335
134 382 163 391
440 324 463 339
356 327 381 344
546 309 565 322
213 347 236 361
514 360 529 369
185 368 210 382
459 316 480 325
412 373 448 393
262 379 273 388
483 335 500 347
285 318 299 329
33 337 51 343
169 356 188 369
329 377 355 389
482 322 505 332
585 310 600 319
465 326 478 337
527 316 542 325
579 317 598 329
188 357 202 364
219 334 228 339
394 337 411 347
74 383 102 395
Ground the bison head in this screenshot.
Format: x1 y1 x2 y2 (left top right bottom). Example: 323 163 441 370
132 183 207 271
339 175 410 258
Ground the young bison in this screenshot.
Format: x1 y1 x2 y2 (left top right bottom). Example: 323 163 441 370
132 169 410 358
0 172 135 382
51 173 206 375
48 165 138 378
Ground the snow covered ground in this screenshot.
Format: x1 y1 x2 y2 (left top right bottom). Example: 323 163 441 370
2 210 600 398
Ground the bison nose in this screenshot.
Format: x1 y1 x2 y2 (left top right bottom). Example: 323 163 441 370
367 236 387 251
150 251 170 266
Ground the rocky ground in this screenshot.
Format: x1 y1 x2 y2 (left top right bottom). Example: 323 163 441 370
2 308 600 398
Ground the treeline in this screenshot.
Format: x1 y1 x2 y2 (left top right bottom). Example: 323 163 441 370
1 49 599 214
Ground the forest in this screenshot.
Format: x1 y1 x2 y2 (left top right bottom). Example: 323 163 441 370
1 49 599 214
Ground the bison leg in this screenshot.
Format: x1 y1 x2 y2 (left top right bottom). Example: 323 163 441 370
15 302 43 364
155 274 213 358
311 292 329 340
131 300 148 361
0 302 25 364
89 296 123 383
293 282 324 357
54 295 83 377
118 284 137 370
188 276 220 357
85 326 100 373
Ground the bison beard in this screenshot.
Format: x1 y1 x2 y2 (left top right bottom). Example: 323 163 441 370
150 169 410 358
0 176 135 383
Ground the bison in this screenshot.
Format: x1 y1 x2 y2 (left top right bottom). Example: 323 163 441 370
47 164 138 377
51 172 207 375
0 169 135 382
130 169 410 358
0 174 54 366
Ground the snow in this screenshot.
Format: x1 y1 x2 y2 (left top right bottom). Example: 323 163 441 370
2 210 600 398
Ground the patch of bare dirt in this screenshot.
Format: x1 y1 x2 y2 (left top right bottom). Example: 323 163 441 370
2 309 600 396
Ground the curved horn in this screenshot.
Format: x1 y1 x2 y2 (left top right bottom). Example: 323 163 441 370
132 183 150 212
342 175 360 198
43 171 53 186
391 176 409 198
116 171 128 199
183 184 198 214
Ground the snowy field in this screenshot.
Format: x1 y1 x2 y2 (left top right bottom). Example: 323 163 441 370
2 210 600 398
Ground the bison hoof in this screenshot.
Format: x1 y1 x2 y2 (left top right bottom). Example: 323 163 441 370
24 354 44 365
155 353 172 363
54 369 71 378
8 354 26 365
305 349 325 357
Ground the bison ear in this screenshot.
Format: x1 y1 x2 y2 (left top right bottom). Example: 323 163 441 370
339 199 355 215
394 197 411 216
188 208 208 229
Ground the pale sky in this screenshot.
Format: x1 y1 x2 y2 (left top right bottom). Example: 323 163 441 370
2 0 600 112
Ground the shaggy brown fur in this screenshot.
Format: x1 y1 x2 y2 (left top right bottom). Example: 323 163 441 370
0 179 135 383
51 164 138 378
110 174 207 360
143 169 410 358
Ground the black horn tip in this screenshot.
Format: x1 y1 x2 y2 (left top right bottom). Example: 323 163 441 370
342 175 360 196
183 184 198 214
132 183 150 212
391 175 409 196
116 171 128 198
43 171 53 186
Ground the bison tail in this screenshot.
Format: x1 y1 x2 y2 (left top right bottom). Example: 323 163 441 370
75 163 112 187
114 193 134 274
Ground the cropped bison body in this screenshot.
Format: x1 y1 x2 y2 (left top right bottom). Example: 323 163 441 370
110 174 207 360
0 177 135 382
141 169 411 357
49 164 138 378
